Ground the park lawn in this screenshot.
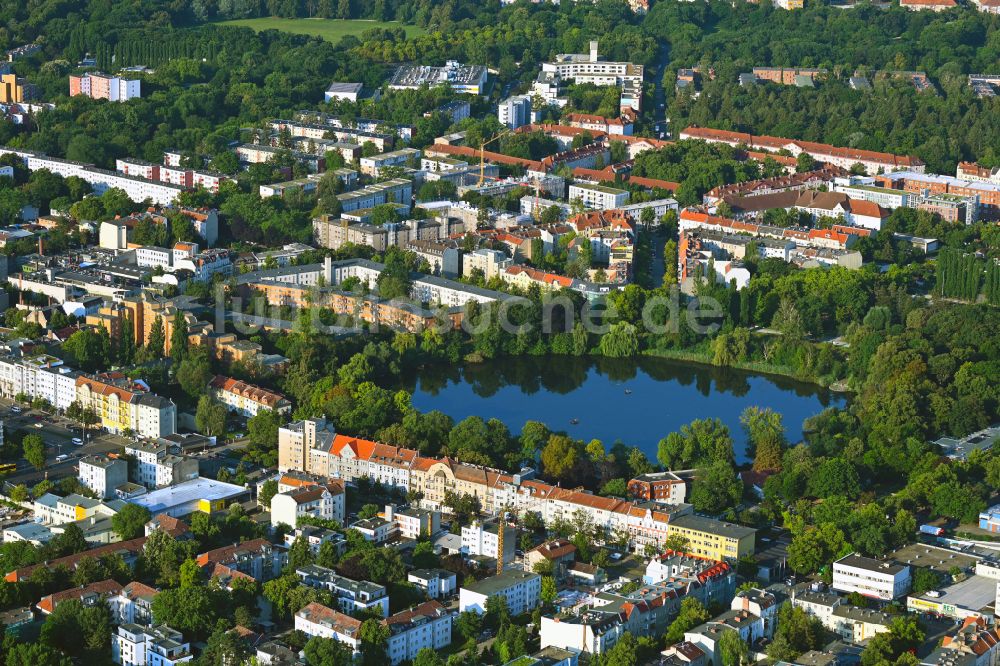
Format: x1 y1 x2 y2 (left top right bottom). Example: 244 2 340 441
215 17 425 41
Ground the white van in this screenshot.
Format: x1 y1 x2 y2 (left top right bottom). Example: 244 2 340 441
55 454 69 462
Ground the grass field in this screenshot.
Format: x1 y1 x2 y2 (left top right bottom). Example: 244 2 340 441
216 17 425 41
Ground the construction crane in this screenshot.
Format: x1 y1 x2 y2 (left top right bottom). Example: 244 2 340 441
494 489 552 576
478 128 513 186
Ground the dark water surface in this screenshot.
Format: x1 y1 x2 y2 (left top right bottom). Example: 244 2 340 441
401 356 848 464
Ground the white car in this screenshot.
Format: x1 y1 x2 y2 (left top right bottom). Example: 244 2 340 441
10 406 21 414
33 422 43 428
72 437 83 445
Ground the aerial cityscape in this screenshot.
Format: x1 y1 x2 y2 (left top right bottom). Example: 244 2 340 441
0 1 997 665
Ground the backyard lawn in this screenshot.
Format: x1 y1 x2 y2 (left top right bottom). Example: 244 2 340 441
216 17 425 41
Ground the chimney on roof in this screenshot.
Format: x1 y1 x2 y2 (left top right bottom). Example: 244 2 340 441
589 41 599 63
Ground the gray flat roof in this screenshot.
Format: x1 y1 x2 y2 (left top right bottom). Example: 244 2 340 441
463 570 539 596
910 574 996 612
669 514 756 540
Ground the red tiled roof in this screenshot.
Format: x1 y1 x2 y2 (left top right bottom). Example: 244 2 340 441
296 602 362 636
196 538 271 569
681 126 924 168
37 579 123 614
7 536 152 581
210 375 288 408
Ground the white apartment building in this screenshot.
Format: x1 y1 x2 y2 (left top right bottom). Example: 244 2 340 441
832 554 911 600
124 441 198 490
408 569 457 599
462 520 516 563
459 570 541 616
384 601 453 665
569 183 630 210
135 246 172 269
294 602 362 652
337 178 413 214
462 248 512 279
270 481 346 529
297 564 390 617
0 354 78 411
499 95 532 129
385 504 440 539
359 148 420 177
541 41 644 111
78 455 128 499
0 148 184 205
112 624 191 666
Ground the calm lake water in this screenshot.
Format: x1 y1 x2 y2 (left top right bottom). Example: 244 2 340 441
401 356 848 465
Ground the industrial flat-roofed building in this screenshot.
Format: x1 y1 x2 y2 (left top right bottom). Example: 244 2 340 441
832 554 911 600
389 61 488 95
128 478 249 518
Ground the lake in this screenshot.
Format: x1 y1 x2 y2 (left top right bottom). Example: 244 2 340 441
401 356 848 464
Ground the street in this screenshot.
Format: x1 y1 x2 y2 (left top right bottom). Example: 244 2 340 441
0 397 130 487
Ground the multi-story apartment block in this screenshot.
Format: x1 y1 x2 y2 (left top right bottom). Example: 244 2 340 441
69 72 141 102
359 148 420 177
110 582 160 626
541 41 644 111
295 602 363 650
0 74 30 103
462 520 517 564
125 441 198 490
75 372 176 438
270 479 346 529
384 601 453 665
627 472 687 504
568 183 630 210
499 95 532 129
297 564 390 617
0 353 78 411
284 525 346 556
462 248 512 280
336 178 413 214
679 127 925 175
78 455 128 499
385 504 440 539
112 624 192 666
279 423 755 556
460 571 541 616
564 112 634 136
832 554 911 600
208 375 291 418
0 147 183 205
407 569 457 599
195 539 280 582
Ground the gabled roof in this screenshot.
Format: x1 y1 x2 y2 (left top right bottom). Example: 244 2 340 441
296 602 362 637
37 579 123 614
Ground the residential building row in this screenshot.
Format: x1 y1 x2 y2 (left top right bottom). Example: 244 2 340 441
69 72 141 102
0 147 185 205
277 418 756 559
679 126 926 175
115 157 228 194
0 360 175 438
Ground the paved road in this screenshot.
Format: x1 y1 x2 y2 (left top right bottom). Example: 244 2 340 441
648 43 671 138
0 398 130 487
